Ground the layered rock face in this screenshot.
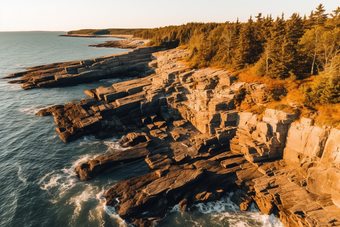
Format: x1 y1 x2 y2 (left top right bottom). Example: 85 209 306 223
231 109 298 163
5 46 162 89
10 46 340 227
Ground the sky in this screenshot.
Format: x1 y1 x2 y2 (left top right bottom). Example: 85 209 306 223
0 0 339 32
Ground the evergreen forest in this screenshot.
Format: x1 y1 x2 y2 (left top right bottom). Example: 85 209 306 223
132 4 340 126
69 4 340 126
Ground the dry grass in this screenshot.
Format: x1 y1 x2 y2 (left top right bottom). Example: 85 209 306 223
182 57 340 128
312 104 340 128
233 69 340 128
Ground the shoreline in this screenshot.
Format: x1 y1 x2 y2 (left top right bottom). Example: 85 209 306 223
60 34 134 38
60 34 150 49
6 43 340 227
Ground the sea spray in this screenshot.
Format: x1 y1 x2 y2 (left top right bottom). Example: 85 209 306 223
0 32 133 227
38 154 98 203
18 105 42 115
104 202 129 227
156 193 283 227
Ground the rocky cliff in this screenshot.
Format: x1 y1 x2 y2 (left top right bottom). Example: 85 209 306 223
8 46 340 227
4 46 162 89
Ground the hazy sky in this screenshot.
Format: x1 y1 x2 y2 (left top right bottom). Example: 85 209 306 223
0 0 339 31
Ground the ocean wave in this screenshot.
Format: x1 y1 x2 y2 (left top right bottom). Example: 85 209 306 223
68 185 101 219
10 85 21 90
38 154 98 203
18 105 41 115
170 204 181 213
191 194 283 227
103 140 127 154
79 136 126 155
104 203 129 227
79 135 101 145
67 185 128 227
158 193 283 227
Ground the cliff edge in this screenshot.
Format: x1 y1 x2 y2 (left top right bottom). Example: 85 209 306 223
8 47 340 227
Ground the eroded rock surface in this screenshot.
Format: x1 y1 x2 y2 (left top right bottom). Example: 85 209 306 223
4 47 162 89
11 46 340 226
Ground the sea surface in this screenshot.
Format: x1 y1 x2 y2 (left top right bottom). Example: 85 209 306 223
0 31 283 227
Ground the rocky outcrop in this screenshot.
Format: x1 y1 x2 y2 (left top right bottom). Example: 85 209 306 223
4 46 162 89
282 118 340 211
12 46 340 226
89 38 149 49
104 149 249 226
230 109 298 163
76 142 150 180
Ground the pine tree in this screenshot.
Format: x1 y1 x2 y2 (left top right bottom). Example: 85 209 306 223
267 15 286 78
284 13 304 75
233 17 255 69
310 4 329 74
313 4 328 26
221 22 238 66
329 7 340 29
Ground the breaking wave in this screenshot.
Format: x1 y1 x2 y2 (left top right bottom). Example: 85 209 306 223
158 193 283 227
192 194 283 227
18 105 41 115
38 154 97 203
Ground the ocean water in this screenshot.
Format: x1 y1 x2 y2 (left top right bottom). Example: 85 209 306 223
0 32 283 227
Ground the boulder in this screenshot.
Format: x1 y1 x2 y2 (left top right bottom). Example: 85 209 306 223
119 132 150 147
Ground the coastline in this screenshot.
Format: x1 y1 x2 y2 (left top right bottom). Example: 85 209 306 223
60 34 134 38
6 40 340 227
60 34 150 49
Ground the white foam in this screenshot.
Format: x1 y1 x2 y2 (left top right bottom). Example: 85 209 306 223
79 137 124 155
193 193 239 214
170 204 181 213
104 204 129 227
103 141 127 154
17 165 27 186
68 185 100 219
18 105 41 115
191 194 284 227
79 135 100 146
38 154 98 203
10 85 21 90
39 173 62 191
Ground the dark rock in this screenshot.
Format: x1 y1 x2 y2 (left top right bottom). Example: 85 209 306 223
76 143 150 180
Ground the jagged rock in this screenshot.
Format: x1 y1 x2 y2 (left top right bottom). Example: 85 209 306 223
75 143 150 180
145 154 172 170
170 131 180 141
104 166 204 224
21 46 340 227
6 47 161 90
178 198 188 212
119 132 150 147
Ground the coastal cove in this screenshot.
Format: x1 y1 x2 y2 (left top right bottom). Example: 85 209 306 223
0 32 282 227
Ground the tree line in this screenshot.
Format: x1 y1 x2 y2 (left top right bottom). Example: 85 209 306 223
133 4 340 105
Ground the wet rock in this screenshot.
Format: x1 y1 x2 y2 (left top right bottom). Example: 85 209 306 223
75 143 150 180
22 46 340 227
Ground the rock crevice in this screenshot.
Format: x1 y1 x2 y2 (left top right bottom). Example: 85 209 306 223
10 47 340 227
